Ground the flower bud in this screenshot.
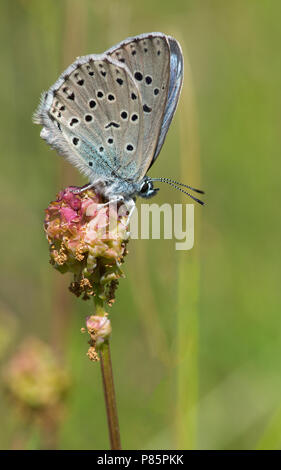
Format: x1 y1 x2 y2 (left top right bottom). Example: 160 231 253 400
85 315 112 361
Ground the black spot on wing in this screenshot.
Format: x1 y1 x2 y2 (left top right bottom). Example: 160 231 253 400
70 118 79 127
134 72 143 81
143 104 152 113
89 100 96 108
85 114 93 122
105 122 120 129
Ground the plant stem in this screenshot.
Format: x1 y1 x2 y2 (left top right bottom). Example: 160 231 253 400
95 297 121 449
99 341 121 450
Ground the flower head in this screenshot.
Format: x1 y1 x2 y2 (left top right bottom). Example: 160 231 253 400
3 338 70 412
44 187 130 305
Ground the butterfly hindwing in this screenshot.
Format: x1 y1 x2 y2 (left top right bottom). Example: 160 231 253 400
34 55 144 182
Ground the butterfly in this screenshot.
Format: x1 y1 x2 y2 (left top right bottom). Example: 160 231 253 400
34 32 204 205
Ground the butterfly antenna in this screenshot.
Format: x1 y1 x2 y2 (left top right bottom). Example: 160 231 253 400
152 177 205 194
153 179 205 205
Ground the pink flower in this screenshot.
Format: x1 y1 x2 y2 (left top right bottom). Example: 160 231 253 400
44 187 130 305
3 338 70 410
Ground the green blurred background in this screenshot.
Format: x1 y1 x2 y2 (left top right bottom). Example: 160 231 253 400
0 0 280 450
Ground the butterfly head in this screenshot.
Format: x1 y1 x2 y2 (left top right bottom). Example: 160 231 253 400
137 177 205 204
138 177 159 199
102 176 159 200
102 175 204 204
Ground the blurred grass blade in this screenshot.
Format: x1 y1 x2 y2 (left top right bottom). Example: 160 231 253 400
256 403 281 450
177 256 199 449
175 35 201 450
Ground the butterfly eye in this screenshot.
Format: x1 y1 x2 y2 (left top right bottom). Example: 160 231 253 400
140 181 149 194
139 180 159 199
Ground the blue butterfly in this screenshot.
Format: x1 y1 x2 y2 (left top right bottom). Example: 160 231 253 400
34 32 204 205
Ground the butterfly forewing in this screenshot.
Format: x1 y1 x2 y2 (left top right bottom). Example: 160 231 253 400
107 34 171 179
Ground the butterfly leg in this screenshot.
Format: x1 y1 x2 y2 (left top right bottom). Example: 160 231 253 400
71 182 97 194
98 197 135 227
120 198 136 227
97 195 125 209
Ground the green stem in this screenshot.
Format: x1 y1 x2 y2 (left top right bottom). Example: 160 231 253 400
99 341 121 450
95 297 121 450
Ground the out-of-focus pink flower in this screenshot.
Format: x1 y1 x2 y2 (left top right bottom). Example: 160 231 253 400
3 338 70 411
44 187 130 305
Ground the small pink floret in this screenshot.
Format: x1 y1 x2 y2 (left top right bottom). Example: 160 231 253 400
60 206 79 223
